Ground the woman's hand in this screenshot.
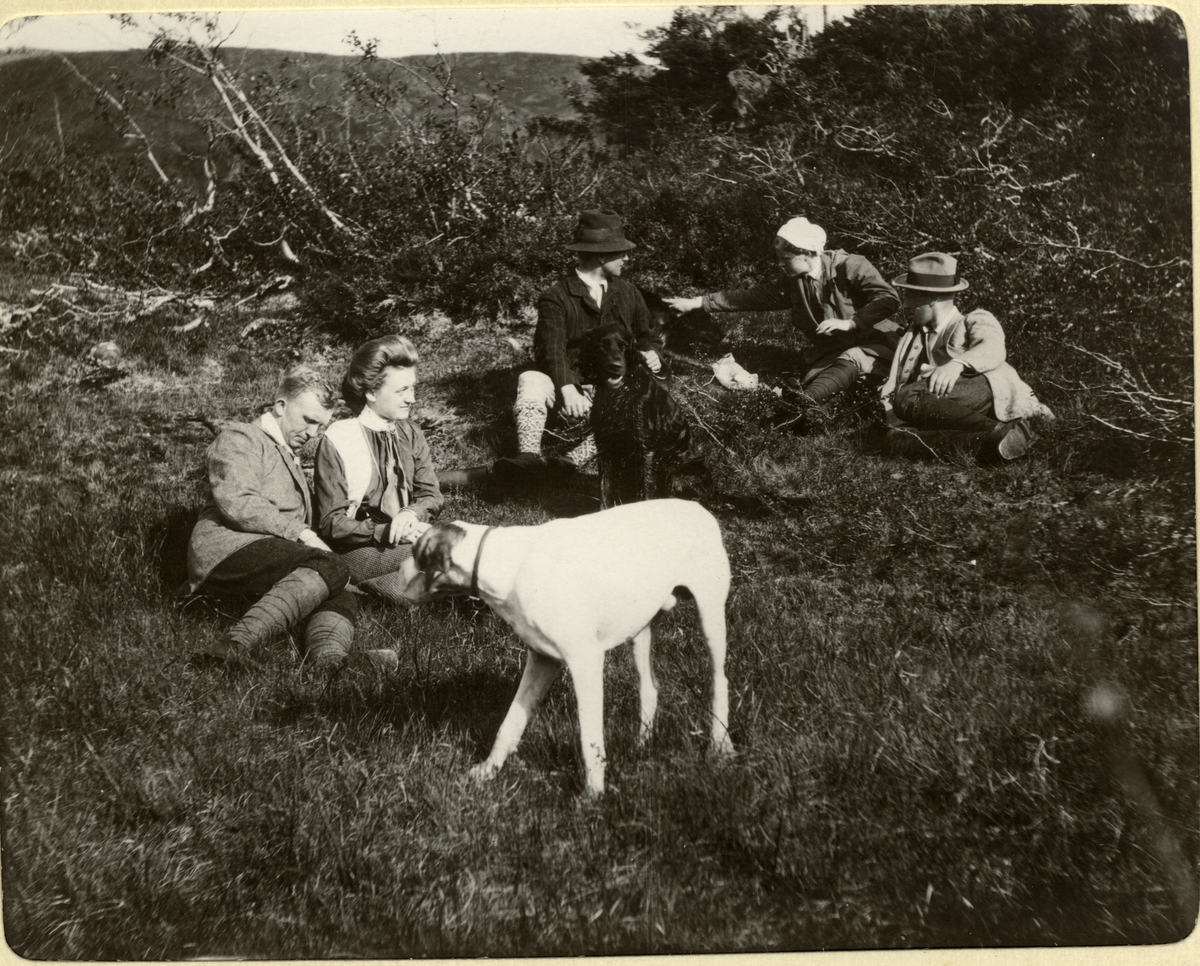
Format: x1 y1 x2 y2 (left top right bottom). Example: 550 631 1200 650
387 510 423 545
560 383 592 419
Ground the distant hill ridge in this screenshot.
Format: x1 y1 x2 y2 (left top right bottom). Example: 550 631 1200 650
0 48 587 184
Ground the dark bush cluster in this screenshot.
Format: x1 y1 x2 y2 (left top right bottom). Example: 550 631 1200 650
0 5 1190 452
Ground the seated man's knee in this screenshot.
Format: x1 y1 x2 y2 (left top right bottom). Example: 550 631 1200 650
302 551 350 596
838 348 870 378
892 381 928 422
516 370 556 410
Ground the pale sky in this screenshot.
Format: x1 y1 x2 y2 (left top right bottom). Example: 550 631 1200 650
0 5 856 59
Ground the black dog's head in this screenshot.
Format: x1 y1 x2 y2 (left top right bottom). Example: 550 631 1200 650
577 324 633 388
638 287 726 358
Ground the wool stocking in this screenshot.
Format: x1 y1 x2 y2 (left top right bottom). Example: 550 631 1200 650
210 566 329 661
803 358 860 404
514 397 548 455
564 434 597 467
304 609 357 667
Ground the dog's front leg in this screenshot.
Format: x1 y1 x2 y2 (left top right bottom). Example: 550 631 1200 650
631 624 659 745
564 648 608 796
599 463 615 509
472 648 561 783
640 450 656 501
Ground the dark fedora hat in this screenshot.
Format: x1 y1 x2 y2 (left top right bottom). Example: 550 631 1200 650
892 252 969 293
565 209 636 252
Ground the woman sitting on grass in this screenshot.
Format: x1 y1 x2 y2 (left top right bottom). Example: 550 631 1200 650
314 334 444 603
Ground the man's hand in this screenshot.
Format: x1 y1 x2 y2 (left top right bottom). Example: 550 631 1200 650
815 318 855 336
922 360 965 397
298 528 332 552
560 383 592 419
387 510 424 546
663 296 703 315
641 349 662 373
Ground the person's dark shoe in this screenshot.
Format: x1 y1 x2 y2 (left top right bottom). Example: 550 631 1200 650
776 374 811 406
994 419 1036 461
438 465 492 489
860 420 890 451
544 455 578 477
492 452 579 484
491 452 547 483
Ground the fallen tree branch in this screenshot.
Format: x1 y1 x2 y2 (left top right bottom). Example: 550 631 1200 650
239 316 295 339
170 315 207 334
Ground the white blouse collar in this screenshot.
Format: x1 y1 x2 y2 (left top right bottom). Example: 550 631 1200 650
357 407 394 432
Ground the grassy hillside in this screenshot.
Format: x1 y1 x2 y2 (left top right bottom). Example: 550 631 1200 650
0 47 584 186
0 261 1195 956
0 11 1194 951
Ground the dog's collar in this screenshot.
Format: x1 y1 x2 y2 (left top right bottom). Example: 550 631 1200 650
470 526 497 599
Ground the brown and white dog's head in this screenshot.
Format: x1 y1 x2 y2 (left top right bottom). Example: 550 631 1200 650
412 522 474 595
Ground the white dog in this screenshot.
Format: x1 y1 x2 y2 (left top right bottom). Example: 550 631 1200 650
405 498 734 796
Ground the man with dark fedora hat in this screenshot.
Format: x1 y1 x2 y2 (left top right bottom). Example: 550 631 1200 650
489 208 663 482
879 252 1053 461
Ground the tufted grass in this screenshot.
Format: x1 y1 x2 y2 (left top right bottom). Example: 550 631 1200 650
0 277 1195 957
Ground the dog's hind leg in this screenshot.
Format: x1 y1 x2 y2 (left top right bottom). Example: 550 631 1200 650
563 647 609 796
472 648 560 784
632 624 660 746
693 588 734 757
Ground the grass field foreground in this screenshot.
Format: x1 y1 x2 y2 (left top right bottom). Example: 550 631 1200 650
0 268 1196 956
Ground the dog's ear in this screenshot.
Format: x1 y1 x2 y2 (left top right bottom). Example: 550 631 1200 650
413 523 466 592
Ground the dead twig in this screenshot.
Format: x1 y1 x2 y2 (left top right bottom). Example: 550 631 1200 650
1060 341 1192 445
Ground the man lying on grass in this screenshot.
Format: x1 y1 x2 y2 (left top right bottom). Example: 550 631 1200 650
183 366 397 672
664 216 901 434
879 252 1054 461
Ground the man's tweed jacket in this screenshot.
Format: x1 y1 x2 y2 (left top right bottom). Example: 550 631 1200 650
184 414 313 593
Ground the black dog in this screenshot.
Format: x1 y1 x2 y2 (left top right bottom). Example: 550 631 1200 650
638 287 726 365
577 323 712 508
